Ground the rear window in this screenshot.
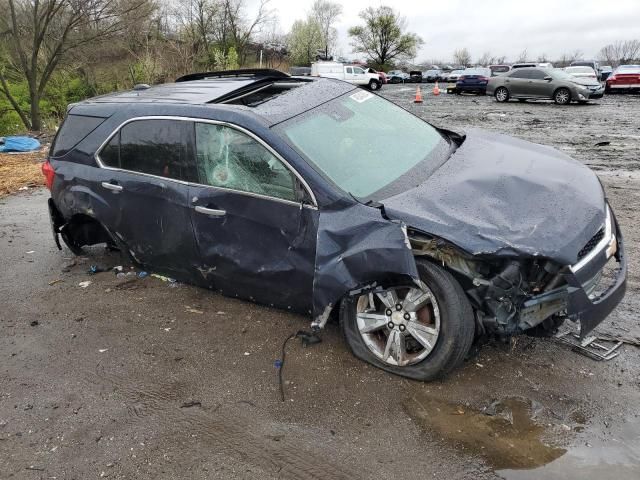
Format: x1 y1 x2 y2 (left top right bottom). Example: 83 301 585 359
50 115 105 157
97 119 198 183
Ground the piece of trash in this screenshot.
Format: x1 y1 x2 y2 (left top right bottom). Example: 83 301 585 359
26 250 35 254
274 359 283 369
476 363 484 368
216 311 226 315
30 320 39 327
151 273 176 283
78 281 92 288
454 406 465 415
138 271 148 278
98 348 109 353
594 141 610 147
48 279 63 286
19 186 29 191
0 136 40 152
61 260 76 273
113 266 123 273
88 265 107 274
185 306 203 314
25 466 45 472
180 400 202 408
116 271 135 279
164 328 171 332
244 352 251 356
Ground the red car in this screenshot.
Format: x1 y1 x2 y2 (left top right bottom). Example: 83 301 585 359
363 67 387 84
606 65 640 93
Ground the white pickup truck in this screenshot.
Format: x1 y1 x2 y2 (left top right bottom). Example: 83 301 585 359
311 62 382 91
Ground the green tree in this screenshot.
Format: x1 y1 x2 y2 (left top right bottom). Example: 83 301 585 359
287 19 323 66
348 6 423 69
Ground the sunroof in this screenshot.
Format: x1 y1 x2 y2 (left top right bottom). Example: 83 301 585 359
218 80 306 107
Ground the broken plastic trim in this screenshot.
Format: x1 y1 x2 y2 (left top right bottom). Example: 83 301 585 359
311 201 420 330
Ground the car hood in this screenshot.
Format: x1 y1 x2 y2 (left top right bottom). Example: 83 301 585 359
382 129 606 265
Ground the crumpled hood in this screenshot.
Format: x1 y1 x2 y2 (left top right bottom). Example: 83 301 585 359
382 129 606 265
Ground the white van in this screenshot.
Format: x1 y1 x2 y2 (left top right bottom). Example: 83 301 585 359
311 62 382 90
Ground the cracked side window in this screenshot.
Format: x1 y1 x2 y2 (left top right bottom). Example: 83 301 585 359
195 123 296 202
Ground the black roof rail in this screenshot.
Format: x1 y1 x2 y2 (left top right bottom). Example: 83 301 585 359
175 69 290 83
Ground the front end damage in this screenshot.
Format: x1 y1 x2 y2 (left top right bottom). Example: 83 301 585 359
408 204 626 339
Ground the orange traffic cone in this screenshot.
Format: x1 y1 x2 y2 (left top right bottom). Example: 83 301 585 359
433 81 441 96
414 86 423 103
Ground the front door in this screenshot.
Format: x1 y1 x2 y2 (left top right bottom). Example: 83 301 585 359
95 118 200 277
188 122 318 313
526 69 554 98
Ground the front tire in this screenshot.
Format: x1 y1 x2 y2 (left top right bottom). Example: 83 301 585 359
554 88 571 105
368 80 381 91
495 87 509 102
340 260 475 381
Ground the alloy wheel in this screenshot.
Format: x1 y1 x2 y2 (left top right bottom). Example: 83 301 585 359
555 89 570 104
495 87 508 102
355 285 441 367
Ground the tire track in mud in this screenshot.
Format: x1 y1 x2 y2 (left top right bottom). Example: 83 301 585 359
80 369 370 479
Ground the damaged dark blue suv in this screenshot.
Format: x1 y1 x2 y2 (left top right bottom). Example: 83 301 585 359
44 69 627 380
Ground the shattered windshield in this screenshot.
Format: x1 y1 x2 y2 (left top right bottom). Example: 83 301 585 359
278 90 449 199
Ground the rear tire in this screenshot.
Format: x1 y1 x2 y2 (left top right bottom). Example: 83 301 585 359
554 88 571 105
495 87 509 102
340 260 475 381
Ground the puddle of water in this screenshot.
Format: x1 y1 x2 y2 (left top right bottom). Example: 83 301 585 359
498 418 640 480
405 395 566 470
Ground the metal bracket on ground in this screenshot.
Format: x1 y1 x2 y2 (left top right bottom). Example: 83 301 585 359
555 329 623 361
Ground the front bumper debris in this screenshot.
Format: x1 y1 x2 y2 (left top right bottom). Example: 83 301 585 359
565 208 626 338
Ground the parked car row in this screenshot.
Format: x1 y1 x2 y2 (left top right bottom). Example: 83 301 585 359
307 61 639 98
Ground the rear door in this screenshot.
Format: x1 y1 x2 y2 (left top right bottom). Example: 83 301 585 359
505 69 530 96
95 118 200 277
187 121 318 312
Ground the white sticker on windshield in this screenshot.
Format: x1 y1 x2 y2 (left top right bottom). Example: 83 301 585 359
350 90 374 103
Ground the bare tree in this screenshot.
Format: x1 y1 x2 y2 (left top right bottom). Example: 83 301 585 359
537 53 549 63
515 48 528 63
598 40 640 67
453 48 471 66
476 51 493 66
217 0 273 65
311 0 342 60
0 0 152 130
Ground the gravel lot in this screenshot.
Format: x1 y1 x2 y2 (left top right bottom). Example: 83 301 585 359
1 85 639 479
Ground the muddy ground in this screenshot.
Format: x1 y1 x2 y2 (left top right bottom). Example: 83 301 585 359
1 86 639 479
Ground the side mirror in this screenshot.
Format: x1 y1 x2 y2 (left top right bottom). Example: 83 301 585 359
544 76 553 81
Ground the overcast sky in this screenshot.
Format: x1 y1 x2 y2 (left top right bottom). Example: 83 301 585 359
250 0 640 62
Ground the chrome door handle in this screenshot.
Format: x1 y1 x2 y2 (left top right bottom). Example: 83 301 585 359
101 182 123 192
194 206 226 217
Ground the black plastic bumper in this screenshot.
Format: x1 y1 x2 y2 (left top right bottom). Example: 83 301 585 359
564 213 626 338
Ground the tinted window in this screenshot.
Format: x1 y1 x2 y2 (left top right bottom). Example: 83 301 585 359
195 123 297 202
100 132 120 168
51 115 105 157
101 120 197 182
509 70 530 79
529 69 547 80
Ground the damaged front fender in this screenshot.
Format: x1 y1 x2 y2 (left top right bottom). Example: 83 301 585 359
311 201 420 329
